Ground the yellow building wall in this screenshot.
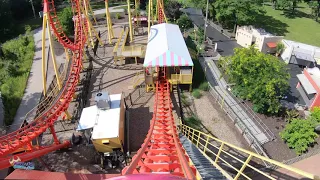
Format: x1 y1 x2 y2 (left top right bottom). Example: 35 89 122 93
92 137 122 153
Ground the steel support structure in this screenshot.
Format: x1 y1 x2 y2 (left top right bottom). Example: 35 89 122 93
105 0 114 44
127 0 133 42
41 5 72 120
81 0 103 48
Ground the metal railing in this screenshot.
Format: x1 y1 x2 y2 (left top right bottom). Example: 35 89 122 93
228 90 276 141
180 124 320 180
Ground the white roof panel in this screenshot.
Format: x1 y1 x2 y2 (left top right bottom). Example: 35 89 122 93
77 94 122 132
91 108 121 140
144 23 193 67
297 74 317 94
77 106 98 131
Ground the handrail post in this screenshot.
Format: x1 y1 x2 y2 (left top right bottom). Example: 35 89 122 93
234 154 253 180
215 142 224 163
203 136 209 153
192 128 195 142
196 131 200 147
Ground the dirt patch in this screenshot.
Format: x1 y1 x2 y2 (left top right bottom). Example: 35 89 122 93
181 91 252 150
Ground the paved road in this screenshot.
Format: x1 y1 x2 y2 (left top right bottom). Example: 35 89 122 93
185 8 241 56
93 4 131 15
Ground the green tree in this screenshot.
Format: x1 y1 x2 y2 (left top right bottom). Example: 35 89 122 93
177 14 193 32
214 0 265 30
280 118 318 155
0 0 13 42
164 1 182 21
277 0 301 13
58 7 74 37
309 0 320 22
219 47 290 114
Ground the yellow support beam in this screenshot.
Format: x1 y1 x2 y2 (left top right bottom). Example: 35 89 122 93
148 0 151 37
41 14 48 96
87 0 98 26
81 0 104 47
127 0 133 42
105 0 114 44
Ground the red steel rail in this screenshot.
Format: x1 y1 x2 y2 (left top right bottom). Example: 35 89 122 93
122 68 196 179
0 0 86 168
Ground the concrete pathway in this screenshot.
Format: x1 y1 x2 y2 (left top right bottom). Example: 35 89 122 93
8 28 65 132
93 4 129 15
200 57 270 144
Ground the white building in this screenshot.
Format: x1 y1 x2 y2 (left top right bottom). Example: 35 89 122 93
281 39 320 67
235 25 283 53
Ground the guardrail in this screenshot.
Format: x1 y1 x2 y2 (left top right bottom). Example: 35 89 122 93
208 84 270 162
180 124 319 180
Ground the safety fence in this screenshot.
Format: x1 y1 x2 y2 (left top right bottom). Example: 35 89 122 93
207 84 270 162
180 124 319 180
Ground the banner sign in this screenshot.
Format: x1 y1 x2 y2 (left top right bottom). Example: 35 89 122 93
13 162 35 170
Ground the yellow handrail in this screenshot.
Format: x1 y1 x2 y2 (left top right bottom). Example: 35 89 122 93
179 124 319 180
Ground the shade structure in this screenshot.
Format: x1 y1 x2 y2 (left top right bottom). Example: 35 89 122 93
143 23 193 67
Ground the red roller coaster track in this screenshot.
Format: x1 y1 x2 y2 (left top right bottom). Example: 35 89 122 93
0 0 198 178
0 0 86 169
122 69 196 179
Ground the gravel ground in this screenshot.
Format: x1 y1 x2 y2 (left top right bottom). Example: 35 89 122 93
188 91 252 150
38 22 149 173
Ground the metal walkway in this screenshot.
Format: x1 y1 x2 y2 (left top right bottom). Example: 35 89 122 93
201 57 273 145
179 134 227 180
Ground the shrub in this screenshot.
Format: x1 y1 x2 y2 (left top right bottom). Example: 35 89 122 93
192 89 202 99
0 29 34 125
280 119 318 155
58 7 74 37
181 98 191 107
185 115 201 129
199 82 209 91
115 13 121 19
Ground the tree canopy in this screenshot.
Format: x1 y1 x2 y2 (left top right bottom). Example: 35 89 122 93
177 14 193 31
214 0 265 29
0 0 13 42
58 7 74 37
164 1 182 20
219 47 290 114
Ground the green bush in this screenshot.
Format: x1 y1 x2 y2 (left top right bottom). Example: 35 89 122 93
280 119 318 155
199 82 209 91
58 7 74 37
181 98 191 107
0 28 34 125
192 89 202 99
185 115 201 129
115 13 121 19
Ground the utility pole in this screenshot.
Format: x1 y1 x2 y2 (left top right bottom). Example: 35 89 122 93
204 0 209 42
30 0 37 19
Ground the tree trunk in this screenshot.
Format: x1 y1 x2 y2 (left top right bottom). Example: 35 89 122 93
292 1 296 14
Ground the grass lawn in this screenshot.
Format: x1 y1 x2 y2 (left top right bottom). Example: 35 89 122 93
261 3 320 47
1 33 35 125
90 0 127 10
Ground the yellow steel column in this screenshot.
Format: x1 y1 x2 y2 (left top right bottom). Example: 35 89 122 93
105 0 113 44
82 0 104 47
88 0 98 26
47 16 72 119
47 21 62 89
127 0 133 42
64 48 70 62
151 0 154 25
82 0 94 47
41 14 48 96
148 0 151 37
